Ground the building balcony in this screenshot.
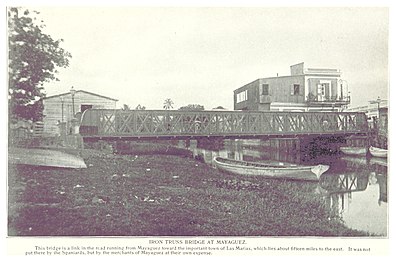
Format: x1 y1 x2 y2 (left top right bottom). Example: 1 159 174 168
306 94 350 106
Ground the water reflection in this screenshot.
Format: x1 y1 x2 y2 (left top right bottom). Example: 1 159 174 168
180 139 388 236
319 173 369 194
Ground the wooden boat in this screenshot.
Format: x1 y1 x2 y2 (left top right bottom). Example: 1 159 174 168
369 157 388 167
341 156 368 166
213 157 329 181
369 146 387 158
8 147 87 169
339 146 367 156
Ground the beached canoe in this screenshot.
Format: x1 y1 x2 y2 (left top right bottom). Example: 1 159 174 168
341 156 368 166
369 146 387 158
339 146 367 156
213 157 329 181
369 157 388 167
8 147 87 169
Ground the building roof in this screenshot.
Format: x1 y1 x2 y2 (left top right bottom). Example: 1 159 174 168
43 90 118 101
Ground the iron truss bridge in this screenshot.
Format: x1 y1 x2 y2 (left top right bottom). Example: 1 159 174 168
79 109 368 140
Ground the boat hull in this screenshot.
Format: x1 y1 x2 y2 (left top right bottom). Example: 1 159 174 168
369 157 388 167
340 146 367 156
213 157 329 181
369 146 387 158
8 147 87 169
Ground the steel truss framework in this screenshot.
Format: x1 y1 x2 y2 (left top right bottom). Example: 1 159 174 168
80 109 368 139
319 173 369 194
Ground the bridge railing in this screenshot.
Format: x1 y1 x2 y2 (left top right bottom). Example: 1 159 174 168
79 109 368 138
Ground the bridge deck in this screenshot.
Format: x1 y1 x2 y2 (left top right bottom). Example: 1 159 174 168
79 109 368 140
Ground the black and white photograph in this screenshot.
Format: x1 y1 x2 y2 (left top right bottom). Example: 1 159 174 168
4 0 392 257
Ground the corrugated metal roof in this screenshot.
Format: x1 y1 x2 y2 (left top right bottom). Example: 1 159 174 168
43 90 118 101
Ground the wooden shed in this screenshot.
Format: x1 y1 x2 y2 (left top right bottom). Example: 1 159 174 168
42 90 118 136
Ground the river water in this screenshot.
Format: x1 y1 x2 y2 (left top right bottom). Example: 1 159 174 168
178 139 388 236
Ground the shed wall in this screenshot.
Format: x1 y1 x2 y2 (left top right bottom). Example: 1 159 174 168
43 92 117 135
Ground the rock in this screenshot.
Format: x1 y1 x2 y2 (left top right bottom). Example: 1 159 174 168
74 196 87 205
111 174 121 181
27 179 37 185
92 196 106 204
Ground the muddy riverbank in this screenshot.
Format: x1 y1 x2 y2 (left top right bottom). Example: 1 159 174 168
8 146 370 236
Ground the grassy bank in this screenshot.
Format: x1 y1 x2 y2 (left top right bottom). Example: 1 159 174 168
8 146 368 236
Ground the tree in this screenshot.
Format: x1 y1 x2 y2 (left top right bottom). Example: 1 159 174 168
163 98 174 110
213 106 226 110
135 104 146 110
121 104 131 110
8 8 72 122
178 104 205 111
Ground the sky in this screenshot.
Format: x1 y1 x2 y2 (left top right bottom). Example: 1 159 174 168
15 6 390 110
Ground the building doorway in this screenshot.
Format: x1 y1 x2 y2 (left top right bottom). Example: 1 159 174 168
317 81 331 101
81 104 93 113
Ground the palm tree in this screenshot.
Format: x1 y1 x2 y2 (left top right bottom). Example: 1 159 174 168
135 104 146 110
163 98 174 110
121 104 131 111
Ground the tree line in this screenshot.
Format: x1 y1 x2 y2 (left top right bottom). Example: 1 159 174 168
121 100 227 111
8 7 71 122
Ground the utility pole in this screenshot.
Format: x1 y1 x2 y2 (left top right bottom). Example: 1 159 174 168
70 86 76 117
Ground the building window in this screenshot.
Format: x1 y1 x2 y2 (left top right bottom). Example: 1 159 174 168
236 90 248 103
261 84 269 95
293 84 300 95
81 104 93 113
